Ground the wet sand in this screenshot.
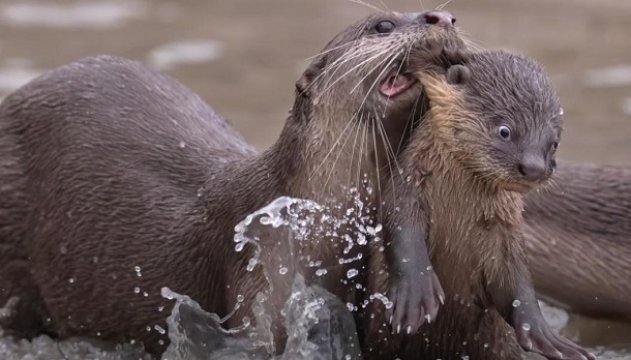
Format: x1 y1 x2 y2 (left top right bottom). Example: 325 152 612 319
0 0 629 357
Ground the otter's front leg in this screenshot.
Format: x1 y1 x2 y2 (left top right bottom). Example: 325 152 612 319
383 180 444 335
489 253 596 360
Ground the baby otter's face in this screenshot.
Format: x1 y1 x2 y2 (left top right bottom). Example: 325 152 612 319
441 51 563 192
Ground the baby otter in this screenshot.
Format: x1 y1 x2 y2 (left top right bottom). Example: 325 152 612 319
379 51 595 359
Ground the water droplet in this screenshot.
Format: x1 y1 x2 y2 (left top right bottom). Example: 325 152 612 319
178 141 186 148
315 269 328 276
346 302 356 312
134 266 142 277
134 287 140 294
279 266 288 275
158 339 165 346
346 269 359 279
92 256 99 264
143 291 148 297
146 326 151 332
68 278 75 284
60 245 67 254
158 306 164 312
521 323 531 331
512 300 521 308
246 258 258 272
154 324 166 334
236 294 244 302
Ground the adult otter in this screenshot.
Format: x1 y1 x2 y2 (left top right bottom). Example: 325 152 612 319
0 10 464 356
367 51 594 359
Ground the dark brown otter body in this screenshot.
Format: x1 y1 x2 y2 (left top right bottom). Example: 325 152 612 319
524 161 631 321
0 10 465 356
365 51 593 359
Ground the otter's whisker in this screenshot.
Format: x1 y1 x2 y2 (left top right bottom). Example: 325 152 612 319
306 42 371 94
374 113 401 205
322 118 357 191
310 110 362 181
381 43 414 118
304 41 357 61
436 0 454 11
320 45 395 97
347 0 384 12
354 52 400 119
348 112 366 186
371 116 382 208
356 119 369 189
349 50 398 95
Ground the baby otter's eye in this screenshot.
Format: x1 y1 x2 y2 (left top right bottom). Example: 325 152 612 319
551 142 559 151
498 125 511 139
374 20 396 34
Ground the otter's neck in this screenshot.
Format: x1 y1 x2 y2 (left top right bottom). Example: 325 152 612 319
276 104 388 209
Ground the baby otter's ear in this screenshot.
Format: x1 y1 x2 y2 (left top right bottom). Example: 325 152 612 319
446 64 471 85
296 56 326 97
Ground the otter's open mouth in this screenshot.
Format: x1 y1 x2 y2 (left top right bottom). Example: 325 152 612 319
379 72 417 97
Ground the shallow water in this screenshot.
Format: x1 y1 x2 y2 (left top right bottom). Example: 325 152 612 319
0 0 629 358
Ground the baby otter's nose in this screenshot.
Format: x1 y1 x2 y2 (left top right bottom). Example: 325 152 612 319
518 155 547 182
420 11 456 27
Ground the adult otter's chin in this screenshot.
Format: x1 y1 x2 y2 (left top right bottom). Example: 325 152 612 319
0 10 466 356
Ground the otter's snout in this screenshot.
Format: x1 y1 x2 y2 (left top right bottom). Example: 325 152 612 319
517 154 547 182
418 11 456 27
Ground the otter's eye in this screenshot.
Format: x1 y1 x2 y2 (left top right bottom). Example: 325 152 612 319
374 20 396 34
498 125 511 139
551 142 559 151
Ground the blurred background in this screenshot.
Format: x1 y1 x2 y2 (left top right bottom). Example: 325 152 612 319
0 0 629 162
0 0 629 357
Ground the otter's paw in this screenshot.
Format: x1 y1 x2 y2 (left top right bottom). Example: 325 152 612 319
516 321 596 360
388 270 444 335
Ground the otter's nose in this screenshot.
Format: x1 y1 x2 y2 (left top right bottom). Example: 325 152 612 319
517 155 547 182
419 10 456 27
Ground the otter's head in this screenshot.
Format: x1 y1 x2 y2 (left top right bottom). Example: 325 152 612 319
422 50 562 193
288 10 467 195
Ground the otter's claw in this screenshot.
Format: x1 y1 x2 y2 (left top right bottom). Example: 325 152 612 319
388 269 444 335
514 315 596 360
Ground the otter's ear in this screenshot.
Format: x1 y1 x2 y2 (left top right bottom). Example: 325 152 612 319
446 65 471 85
296 56 326 97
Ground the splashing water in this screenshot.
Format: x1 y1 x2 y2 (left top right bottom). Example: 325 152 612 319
0 195 628 359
